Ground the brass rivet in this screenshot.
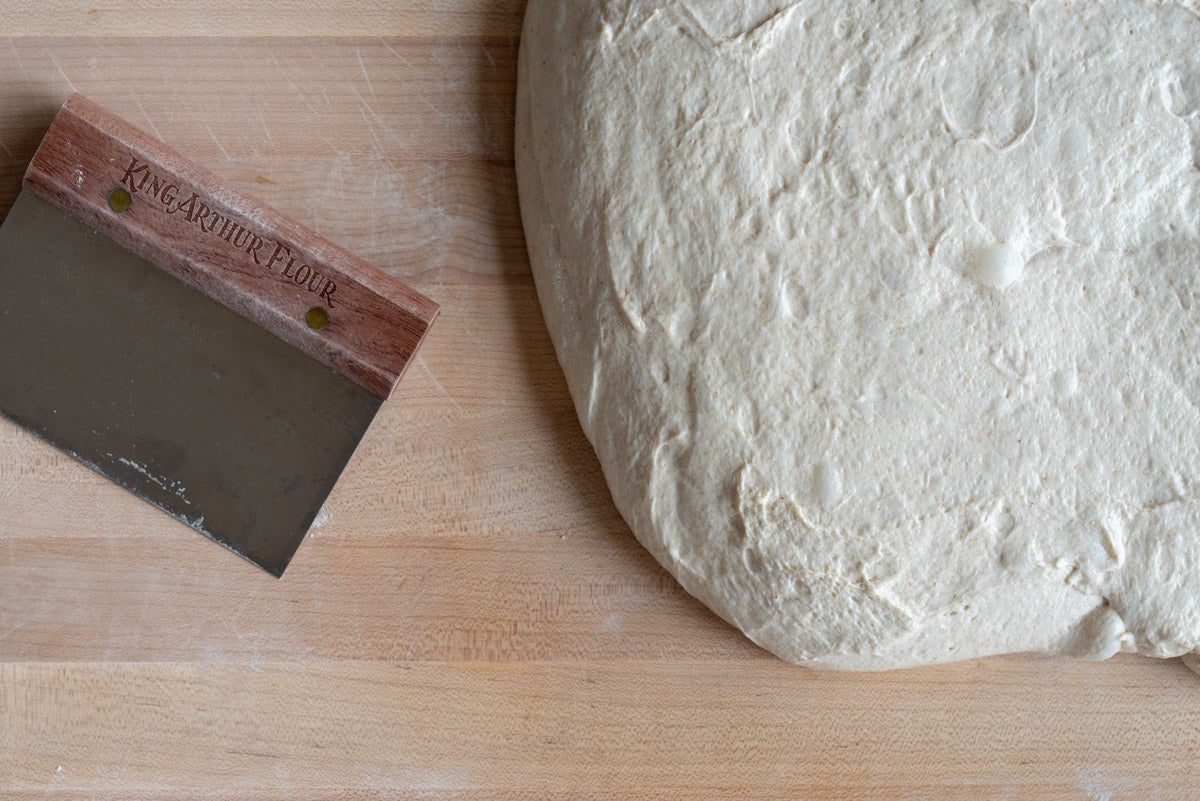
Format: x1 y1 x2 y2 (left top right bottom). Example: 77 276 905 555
107 187 132 213
306 307 329 330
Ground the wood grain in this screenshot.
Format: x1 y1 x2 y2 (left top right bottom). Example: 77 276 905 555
1 3 1199 800
27 94 437 398
0 35 521 275
0 1 526 38
2 659 1198 801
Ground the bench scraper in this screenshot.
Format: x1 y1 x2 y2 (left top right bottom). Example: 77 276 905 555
0 94 438 576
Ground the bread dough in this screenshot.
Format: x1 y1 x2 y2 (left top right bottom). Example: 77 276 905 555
516 0 1200 669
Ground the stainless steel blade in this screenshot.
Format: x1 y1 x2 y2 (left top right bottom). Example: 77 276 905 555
0 191 383 576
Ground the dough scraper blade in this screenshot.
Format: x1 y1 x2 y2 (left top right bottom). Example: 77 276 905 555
0 95 437 576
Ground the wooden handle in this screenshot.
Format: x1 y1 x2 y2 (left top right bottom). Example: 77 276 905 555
23 94 438 399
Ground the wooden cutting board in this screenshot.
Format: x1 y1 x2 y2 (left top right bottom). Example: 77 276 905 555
0 3 1197 798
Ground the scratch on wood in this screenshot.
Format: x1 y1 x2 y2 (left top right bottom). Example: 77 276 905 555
48 54 78 92
401 625 426 661
356 47 377 99
359 108 388 156
378 38 451 124
346 83 409 154
255 105 275 149
288 80 322 117
416 353 462 413
131 94 164 141
203 123 232 161
379 37 414 69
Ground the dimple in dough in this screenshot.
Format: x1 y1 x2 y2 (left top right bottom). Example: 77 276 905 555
516 0 1200 669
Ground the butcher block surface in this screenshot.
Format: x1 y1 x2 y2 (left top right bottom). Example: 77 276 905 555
1 3 1198 799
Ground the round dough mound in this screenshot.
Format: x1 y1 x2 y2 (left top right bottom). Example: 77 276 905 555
516 0 1200 669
